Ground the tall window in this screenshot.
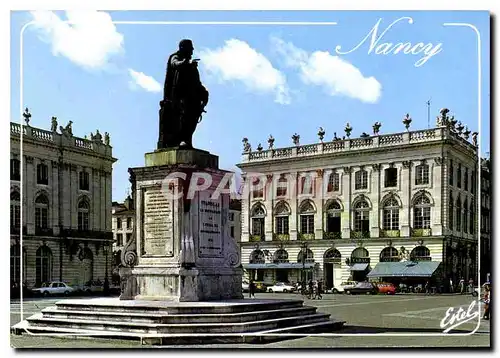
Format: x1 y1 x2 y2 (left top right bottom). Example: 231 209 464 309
325 200 342 234
383 197 400 230
455 197 461 232
353 199 370 232
457 164 462 188
327 172 340 192
35 194 49 229
79 171 90 191
471 171 476 194
276 176 288 197
35 246 53 286
299 200 315 234
415 164 430 185
10 191 21 229
10 159 20 181
464 168 469 191
11 245 25 283
78 199 90 231
300 175 313 195
274 201 290 235
251 204 266 237
384 167 398 187
37 163 49 185
380 247 399 262
413 194 431 229
463 198 468 233
355 169 368 190
127 217 132 229
116 233 123 246
449 159 454 185
252 177 263 198
448 191 454 230
469 201 474 234
117 218 122 229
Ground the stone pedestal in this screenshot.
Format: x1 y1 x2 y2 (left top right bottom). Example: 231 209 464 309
127 147 243 302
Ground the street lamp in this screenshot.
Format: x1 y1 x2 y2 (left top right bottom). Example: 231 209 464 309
103 244 110 295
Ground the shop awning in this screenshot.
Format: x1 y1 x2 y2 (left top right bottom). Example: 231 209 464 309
243 263 315 270
367 261 442 278
349 263 369 271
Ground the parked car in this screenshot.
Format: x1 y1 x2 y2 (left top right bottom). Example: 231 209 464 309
345 281 378 295
341 281 358 293
81 280 104 295
376 282 396 295
253 281 268 293
32 281 75 296
242 281 249 293
267 282 296 293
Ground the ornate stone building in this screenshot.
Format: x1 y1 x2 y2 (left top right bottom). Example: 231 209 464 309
480 157 491 283
112 195 135 254
237 110 481 290
10 112 117 288
229 199 242 243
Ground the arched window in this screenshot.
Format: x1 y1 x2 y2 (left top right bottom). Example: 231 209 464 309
351 247 369 259
36 246 53 286
299 200 315 234
37 163 49 185
10 191 20 229
325 200 342 235
250 203 266 239
353 199 370 233
380 247 399 262
324 249 341 264
274 201 290 235
448 191 454 230
249 249 265 264
327 172 340 192
413 194 431 229
415 164 430 185
355 169 368 190
410 246 431 261
383 197 400 230
273 249 289 263
463 198 468 233
469 201 474 234
297 248 314 263
35 194 49 229
455 197 461 232
78 198 90 231
80 247 94 285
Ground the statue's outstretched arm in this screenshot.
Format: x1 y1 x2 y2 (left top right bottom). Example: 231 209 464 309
170 54 190 68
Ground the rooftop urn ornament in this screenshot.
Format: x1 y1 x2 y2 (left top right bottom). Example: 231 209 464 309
23 108 31 126
463 126 471 140
104 132 110 145
257 143 263 152
472 132 478 146
267 134 275 149
242 137 251 153
344 122 352 138
292 133 300 146
317 127 326 142
51 116 58 132
402 113 412 131
372 121 382 135
456 121 464 135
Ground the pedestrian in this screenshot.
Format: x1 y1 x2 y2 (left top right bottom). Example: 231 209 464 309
459 279 465 294
317 280 323 300
249 279 255 299
308 279 314 299
425 280 430 294
483 285 490 320
449 278 454 293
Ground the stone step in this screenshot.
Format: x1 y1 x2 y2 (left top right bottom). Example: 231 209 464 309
54 298 304 315
41 305 318 324
26 312 331 334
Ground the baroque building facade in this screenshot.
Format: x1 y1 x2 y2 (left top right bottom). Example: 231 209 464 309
10 114 117 289
229 199 242 243
237 110 481 290
112 195 135 254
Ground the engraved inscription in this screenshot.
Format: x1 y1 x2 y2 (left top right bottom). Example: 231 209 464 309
198 193 223 257
143 186 173 256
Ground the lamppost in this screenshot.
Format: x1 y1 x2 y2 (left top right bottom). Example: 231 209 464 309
103 244 110 295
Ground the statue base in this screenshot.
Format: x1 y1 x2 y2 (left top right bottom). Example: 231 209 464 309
146 147 218 168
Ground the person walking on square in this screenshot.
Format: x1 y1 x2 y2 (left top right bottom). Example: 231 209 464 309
459 278 465 294
249 280 256 299
317 280 323 300
483 285 490 320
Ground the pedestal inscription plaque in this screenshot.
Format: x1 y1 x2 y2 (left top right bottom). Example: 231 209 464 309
142 186 174 256
198 192 223 258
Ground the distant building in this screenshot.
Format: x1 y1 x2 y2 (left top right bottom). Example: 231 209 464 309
229 199 242 243
10 114 117 288
112 195 135 254
480 157 491 283
237 110 480 290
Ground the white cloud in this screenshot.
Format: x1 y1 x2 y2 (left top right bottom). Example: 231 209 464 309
128 69 162 93
29 11 124 70
199 39 290 105
272 37 382 104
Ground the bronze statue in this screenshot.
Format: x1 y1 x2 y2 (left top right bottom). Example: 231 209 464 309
158 39 209 149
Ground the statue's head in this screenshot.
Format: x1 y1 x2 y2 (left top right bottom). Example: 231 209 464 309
178 39 194 58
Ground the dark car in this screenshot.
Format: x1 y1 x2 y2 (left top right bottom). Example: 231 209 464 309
345 281 378 295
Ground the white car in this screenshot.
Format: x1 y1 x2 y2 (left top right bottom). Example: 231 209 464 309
242 281 249 293
267 282 295 293
32 281 75 296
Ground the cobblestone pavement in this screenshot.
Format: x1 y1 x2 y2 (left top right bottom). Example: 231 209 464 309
10 293 490 349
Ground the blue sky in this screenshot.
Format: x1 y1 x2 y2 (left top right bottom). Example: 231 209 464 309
10 10 490 201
